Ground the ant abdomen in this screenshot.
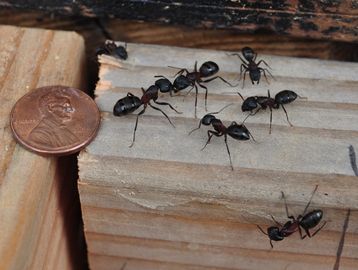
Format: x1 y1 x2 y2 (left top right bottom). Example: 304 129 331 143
227 124 250 140
113 94 141 116
201 114 217 126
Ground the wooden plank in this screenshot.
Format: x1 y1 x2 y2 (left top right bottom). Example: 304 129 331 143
0 25 86 270
79 42 358 269
2 1 357 42
86 233 358 270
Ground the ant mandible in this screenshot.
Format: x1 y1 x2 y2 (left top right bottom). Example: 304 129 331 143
231 47 274 88
113 78 181 147
257 185 327 248
157 61 234 117
96 41 128 60
238 90 301 134
189 104 255 170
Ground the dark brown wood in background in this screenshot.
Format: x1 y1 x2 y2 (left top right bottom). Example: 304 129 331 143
0 9 357 94
1 0 357 42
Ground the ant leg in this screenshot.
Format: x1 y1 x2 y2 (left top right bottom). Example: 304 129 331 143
154 100 182 114
253 52 257 62
257 60 272 70
260 68 276 81
194 61 198 72
127 92 135 97
302 185 319 216
188 121 202 135
141 87 146 94
349 145 358 176
148 103 175 127
298 225 306 239
129 106 146 148
202 76 236 87
310 221 327 237
242 69 248 89
168 66 189 77
260 69 270 85
281 104 293 127
194 84 199 118
239 64 247 80
269 107 273 134
229 53 249 66
201 130 221 150
154 75 168 79
281 191 294 221
224 134 234 170
198 83 209 111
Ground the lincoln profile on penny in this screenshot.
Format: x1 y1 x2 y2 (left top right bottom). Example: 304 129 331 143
28 90 79 148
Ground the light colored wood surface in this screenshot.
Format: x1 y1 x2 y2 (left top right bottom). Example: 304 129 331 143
79 42 358 269
0 25 86 270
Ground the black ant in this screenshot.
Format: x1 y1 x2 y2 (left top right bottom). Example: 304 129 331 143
113 78 181 147
96 41 128 60
189 104 255 170
231 47 274 88
257 185 327 248
157 61 234 117
238 90 301 134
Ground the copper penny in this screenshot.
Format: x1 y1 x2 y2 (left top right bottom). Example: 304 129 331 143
10 85 101 155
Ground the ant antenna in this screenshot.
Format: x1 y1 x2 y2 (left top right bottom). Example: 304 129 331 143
211 103 233 115
237 91 245 101
257 225 268 235
302 185 319 216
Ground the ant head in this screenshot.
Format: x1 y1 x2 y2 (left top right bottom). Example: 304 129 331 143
249 69 261 83
242 47 255 61
199 61 219 77
174 75 191 91
275 90 298 105
114 45 128 60
267 226 284 241
242 97 259 112
201 114 217 126
155 78 173 93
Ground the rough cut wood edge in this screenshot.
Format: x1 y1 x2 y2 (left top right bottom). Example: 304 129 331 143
1 1 357 42
0 25 86 270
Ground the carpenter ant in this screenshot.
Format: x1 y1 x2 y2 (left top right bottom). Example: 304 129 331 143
189 104 255 170
113 78 181 147
257 185 327 248
96 41 128 60
231 46 274 88
158 61 234 117
238 90 301 134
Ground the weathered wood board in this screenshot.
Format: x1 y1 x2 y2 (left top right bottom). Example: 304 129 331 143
0 25 87 269
79 42 358 270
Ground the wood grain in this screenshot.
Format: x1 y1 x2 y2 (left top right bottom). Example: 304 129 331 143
79 42 358 269
0 25 87 270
